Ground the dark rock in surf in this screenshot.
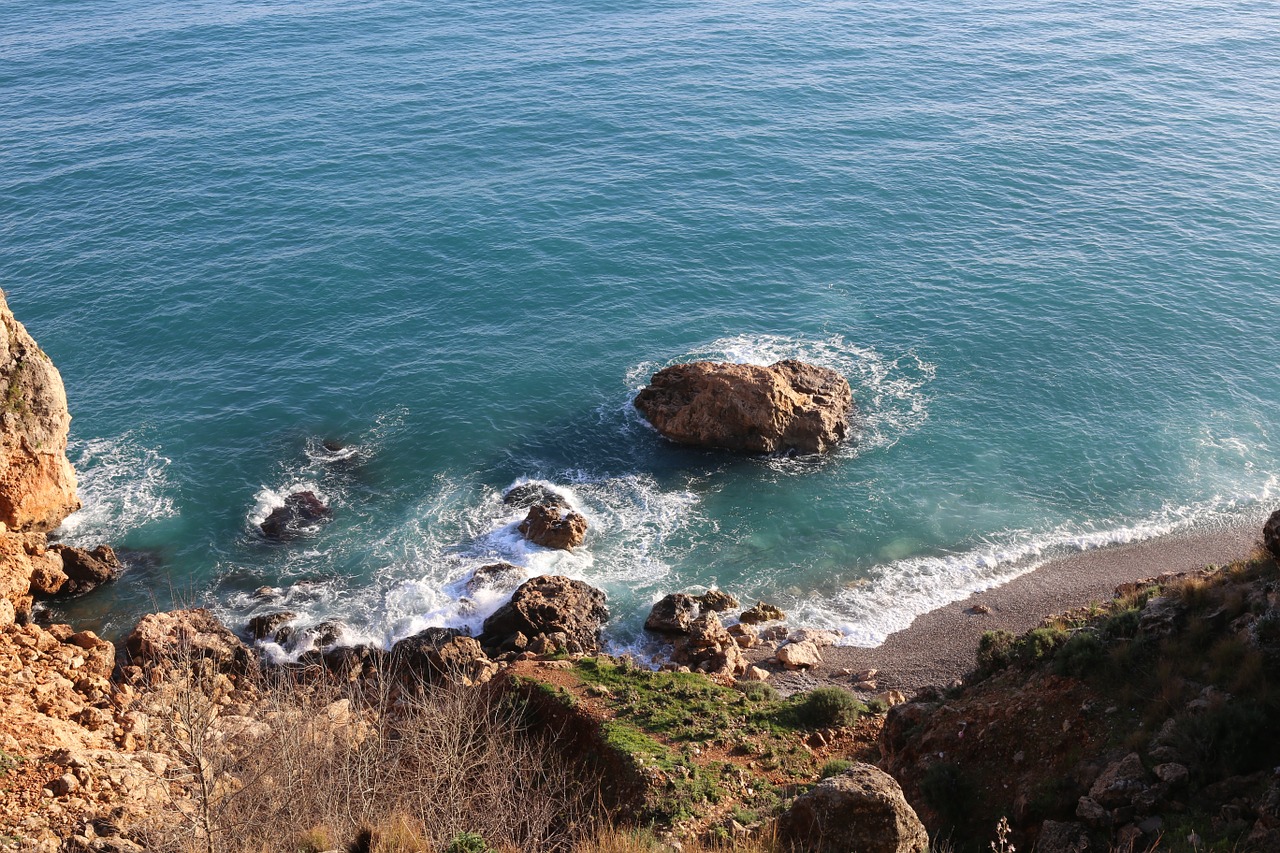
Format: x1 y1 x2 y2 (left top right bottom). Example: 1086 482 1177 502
50 544 123 597
259 490 331 541
502 483 570 510
322 439 346 453
518 504 588 550
697 588 739 613
464 562 528 596
480 575 608 656
645 593 700 634
633 360 853 455
246 611 296 642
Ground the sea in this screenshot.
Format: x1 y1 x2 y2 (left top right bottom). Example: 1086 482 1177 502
2 0 1278 657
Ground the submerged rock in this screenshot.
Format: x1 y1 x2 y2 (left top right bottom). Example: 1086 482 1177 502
502 482 570 510
633 359 853 455
464 562 527 596
259 490 331 540
518 503 588 550
480 575 608 656
775 763 930 853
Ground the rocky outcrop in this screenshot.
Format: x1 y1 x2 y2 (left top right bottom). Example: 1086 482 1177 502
259 490 331 540
125 609 257 675
633 360 853 455
1264 509 1280 558
245 610 297 642
645 593 700 634
775 763 930 853
50 544 122 597
480 575 608 656
673 612 747 677
0 291 79 533
740 601 786 624
518 504 588 550
390 634 497 686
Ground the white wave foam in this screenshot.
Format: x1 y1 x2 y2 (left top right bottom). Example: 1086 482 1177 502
247 482 327 529
624 333 936 456
55 434 177 545
792 488 1276 647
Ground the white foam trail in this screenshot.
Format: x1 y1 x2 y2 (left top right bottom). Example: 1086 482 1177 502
55 434 177 545
791 486 1276 647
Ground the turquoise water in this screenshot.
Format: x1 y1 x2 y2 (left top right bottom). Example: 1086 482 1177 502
3 0 1279 653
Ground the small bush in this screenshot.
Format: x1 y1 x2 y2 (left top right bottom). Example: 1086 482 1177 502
738 681 779 702
976 630 1016 676
1103 607 1141 640
819 759 854 779
1054 630 1105 678
1014 627 1067 666
795 687 865 728
445 832 493 853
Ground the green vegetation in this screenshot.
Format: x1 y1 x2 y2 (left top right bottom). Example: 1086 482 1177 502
793 687 866 728
445 831 494 853
818 759 854 779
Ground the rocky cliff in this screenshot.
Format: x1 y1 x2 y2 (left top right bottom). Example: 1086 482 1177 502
0 290 82 626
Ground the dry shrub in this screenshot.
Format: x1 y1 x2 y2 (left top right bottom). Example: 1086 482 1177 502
129 650 600 853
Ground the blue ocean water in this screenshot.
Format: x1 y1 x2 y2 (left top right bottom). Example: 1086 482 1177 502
2 0 1278 653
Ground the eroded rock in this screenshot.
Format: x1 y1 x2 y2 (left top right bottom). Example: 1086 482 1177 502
633 360 853 455
480 575 608 655
645 593 700 633
51 544 122 597
125 609 256 675
673 612 746 677
740 601 786 624
503 483 570 510
518 504 588 550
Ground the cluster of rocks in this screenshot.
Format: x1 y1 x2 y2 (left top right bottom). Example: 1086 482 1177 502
504 482 588 550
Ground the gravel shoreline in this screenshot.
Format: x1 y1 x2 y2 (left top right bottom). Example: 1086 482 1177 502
758 519 1263 698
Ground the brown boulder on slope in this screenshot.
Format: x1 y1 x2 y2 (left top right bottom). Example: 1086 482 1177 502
775 763 930 853
633 360 853 455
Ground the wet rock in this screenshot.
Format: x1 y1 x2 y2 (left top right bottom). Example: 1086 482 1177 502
740 601 786 624
322 439 346 453
480 575 608 655
697 589 739 613
775 763 929 853
125 608 257 674
502 483 570 510
50 544 122 597
245 611 297 642
303 621 344 649
259 490 331 540
464 562 527 596
634 360 854 455
645 593 700 634
518 504 588 550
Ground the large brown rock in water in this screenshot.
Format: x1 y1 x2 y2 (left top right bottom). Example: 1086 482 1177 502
480 575 608 655
633 360 853 455
0 291 80 532
775 763 930 853
518 503 588 550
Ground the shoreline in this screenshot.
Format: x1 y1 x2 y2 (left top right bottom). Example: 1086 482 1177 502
767 518 1264 697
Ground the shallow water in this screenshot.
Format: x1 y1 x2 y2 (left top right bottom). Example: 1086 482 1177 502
3 0 1278 652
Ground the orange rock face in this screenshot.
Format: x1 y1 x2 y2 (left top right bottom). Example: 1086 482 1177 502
633 360 853 455
0 291 79 532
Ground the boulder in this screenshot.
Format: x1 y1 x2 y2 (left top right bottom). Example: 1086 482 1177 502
321 644 388 681
777 639 822 670
464 562 527 596
697 589 739 613
0 291 80 533
502 483 570 510
480 575 608 655
633 360 853 455
1088 752 1149 809
740 601 786 624
775 763 930 853
259 490 331 540
645 593 700 633
1265 509 1280 559
245 611 297 642
125 608 256 674
50 544 122 596
727 622 758 649
673 612 747 677
518 504 588 550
